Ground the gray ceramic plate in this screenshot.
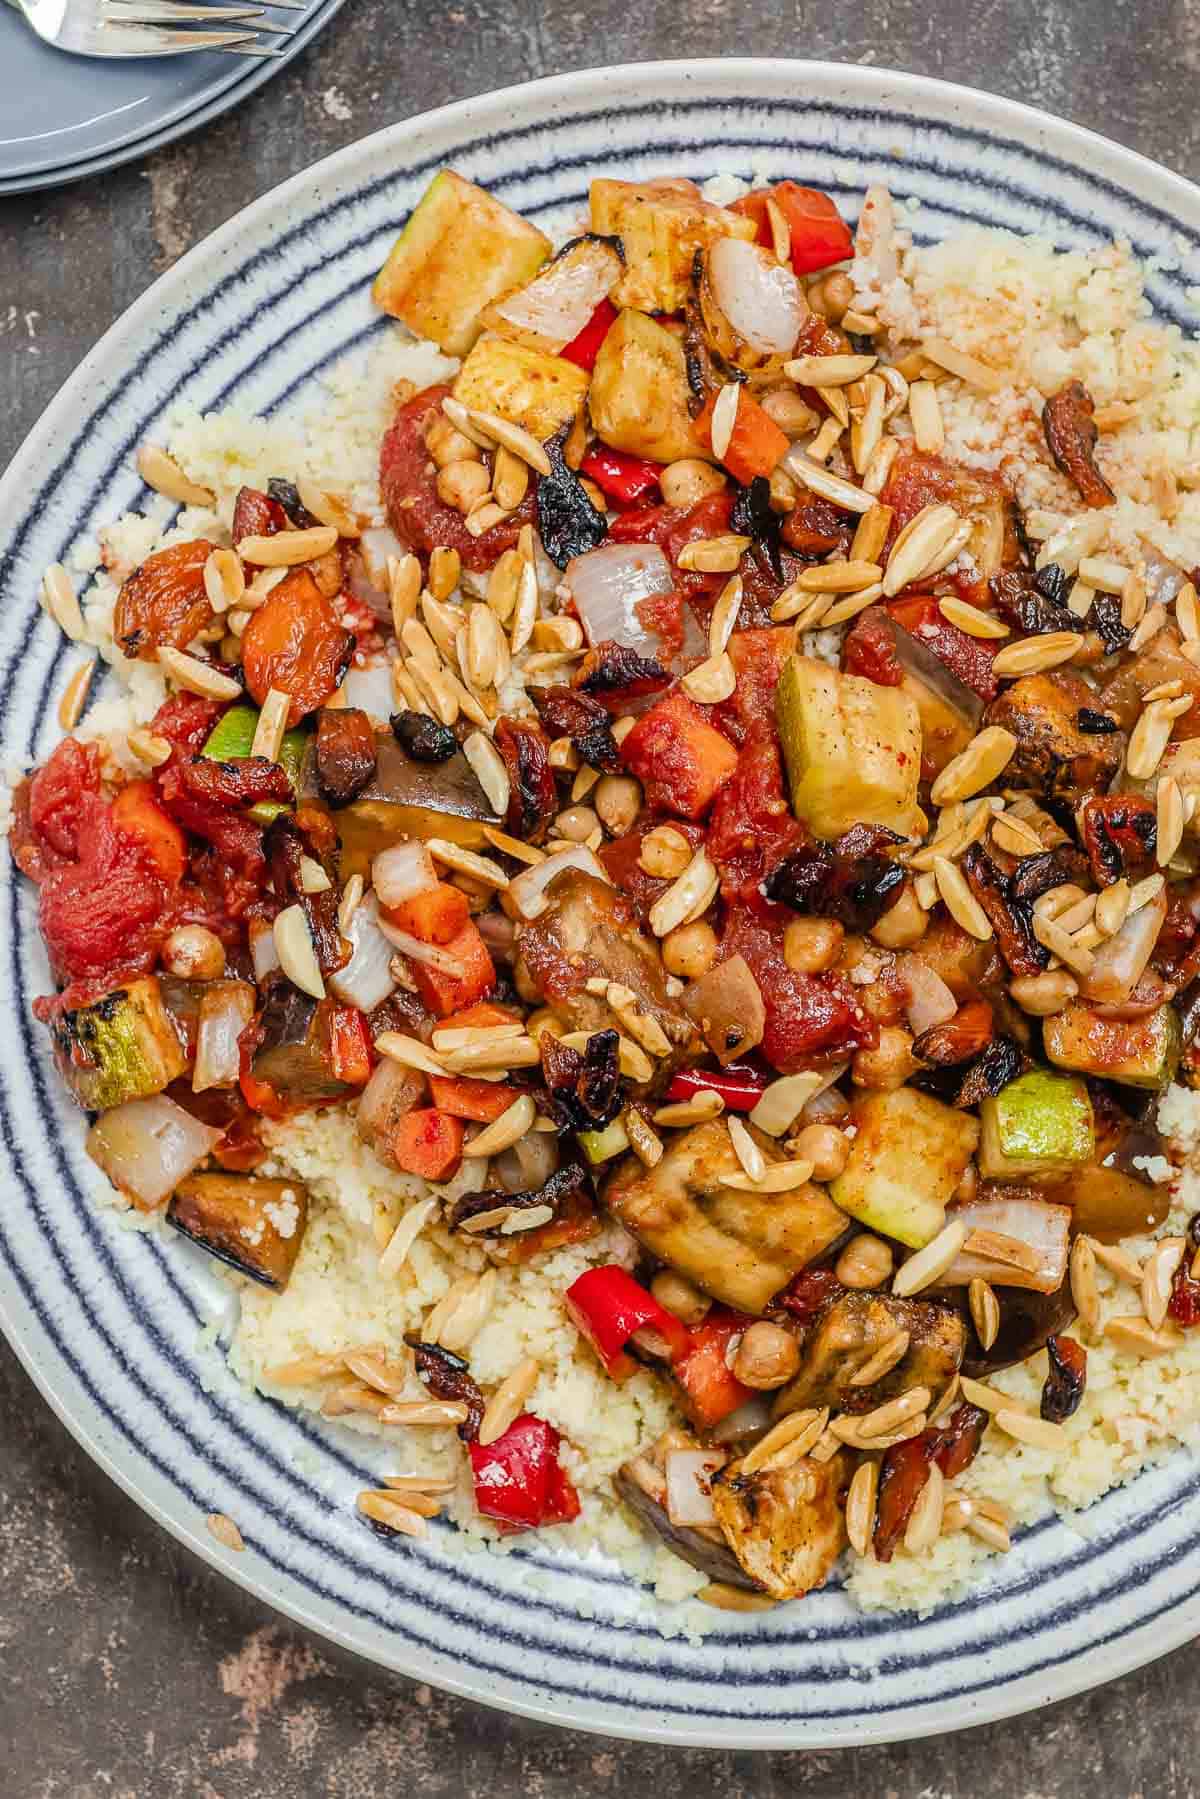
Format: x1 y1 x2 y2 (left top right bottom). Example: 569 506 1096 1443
0 0 345 194
2 60 1200 1747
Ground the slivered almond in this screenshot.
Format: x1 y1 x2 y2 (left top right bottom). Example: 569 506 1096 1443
994 1409 1068 1451
1031 910 1095 976
1104 1315 1181 1356
727 1117 765 1183
742 1407 828 1476
990 632 1084 677
929 726 1017 806
908 380 944 453
1157 776 1185 866
1141 1237 1185 1330
462 406 552 476
919 339 1004 392
236 525 338 566
137 442 215 507
969 1278 1000 1351
862 435 900 496
845 1460 879 1557
849 1328 910 1387
682 653 736 703
786 454 875 513
57 658 95 731
156 646 242 701
962 1229 1041 1274
893 1221 968 1297
39 562 85 640
851 1385 930 1440
676 533 750 574
939 596 1010 639
933 855 993 941
785 353 877 386
796 558 883 594
850 503 893 566
883 503 960 597
710 383 741 462
904 1461 945 1552
478 1357 540 1446
819 583 885 628
1090 1239 1144 1285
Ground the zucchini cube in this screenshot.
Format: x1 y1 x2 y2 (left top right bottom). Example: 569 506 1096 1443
978 1070 1095 1183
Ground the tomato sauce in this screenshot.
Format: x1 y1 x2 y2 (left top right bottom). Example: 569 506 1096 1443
380 384 537 572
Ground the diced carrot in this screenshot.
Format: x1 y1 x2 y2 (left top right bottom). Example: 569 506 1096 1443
326 1003 373 1085
385 881 471 946
620 691 739 820
694 386 789 486
438 1002 523 1033
428 1075 520 1123
392 1107 465 1181
409 918 496 1018
111 779 187 884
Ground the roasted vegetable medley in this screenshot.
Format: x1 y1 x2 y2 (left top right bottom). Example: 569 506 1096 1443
17 164 1200 1606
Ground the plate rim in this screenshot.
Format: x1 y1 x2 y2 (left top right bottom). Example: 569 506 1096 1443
2 55 1200 1746
0 0 347 194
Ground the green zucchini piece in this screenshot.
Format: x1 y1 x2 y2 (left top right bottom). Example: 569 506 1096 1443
46 976 187 1111
201 704 308 823
372 170 551 357
168 1172 308 1290
978 1070 1095 1183
776 654 924 841
1043 1001 1182 1091
577 1117 630 1165
831 1087 978 1248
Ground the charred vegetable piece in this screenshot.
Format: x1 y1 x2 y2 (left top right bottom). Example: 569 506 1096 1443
763 824 905 931
1008 844 1092 904
481 234 624 356
453 335 589 442
448 1163 588 1238
977 1069 1094 1182
983 671 1126 807
113 539 218 660
602 1117 848 1313
533 686 622 773
574 639 672 708
1080 794 1158 886
315 708 378 807
925 1034 1030 1111
831 1087 978 1248
241 569 355 727
372 169 551 356
1042 380 1114 508
408 1337 485 1440
332 732 500 877
873 1402 988 1561
514 870 697 1084
913 998 994 1066
772 1291 965 1420
1098 625 1200 732
1042 1334 1087 1422
590 308 710 466
541 1027 623 1131
776 655 923 841
619 691 739 819
576 1116 631 1165
710 1447 848 1600
989 566 1078 638
390 710 458 763
961 845 1047 977
47 977 188 1111
615 1460 759 1589
729 475 784 582
590 176 756 314
251 982 355 1102
168 1172 308 1290
493 716 559 841
1043 1001 1182 1090
536 425 609 568
201 704 308 821
963 1280 1077 1377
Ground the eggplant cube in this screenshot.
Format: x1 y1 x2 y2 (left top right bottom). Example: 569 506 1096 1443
47 976 187 1111
589 177 756 314
169 1173 308 1290
589 309 709 466
978 1070 1095 1183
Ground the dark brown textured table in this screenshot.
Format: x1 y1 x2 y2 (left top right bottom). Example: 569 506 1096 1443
3 7 1200 1792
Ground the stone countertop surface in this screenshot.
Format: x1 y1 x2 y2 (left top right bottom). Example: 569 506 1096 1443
4 5 1200 1793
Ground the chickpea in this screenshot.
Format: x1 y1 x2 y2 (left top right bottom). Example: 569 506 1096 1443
524 1006 561 1042
768 466 798 513
639 824 692 879
851 1025 919 1091
436 460 491 513
783 916 843 975
162 924 226 981
593 773 642 837
808 270 855 321
835 1233 895 1290
870 881 930 950
760 388 819 439
554 804 599 843
1009 970 1079 1016
791 1122 850 1182
650 1269 711 1328
660 458 728 508
663 920 718 979
425 414 481 468
732 1321 801 1391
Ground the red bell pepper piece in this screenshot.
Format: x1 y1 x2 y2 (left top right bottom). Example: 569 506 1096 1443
559 298 618 371
734 183 853 276
469 1414 581 1533
579 447 663 508
327 1004 373 1086
564 1265 691 1380
673 1309 755 1427
665 1065 768 1111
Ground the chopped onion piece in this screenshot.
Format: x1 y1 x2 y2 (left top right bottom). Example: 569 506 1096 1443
488 236 623 351
330 893 399 1012
682 954 765 1064
708 236 806 355
898 954 957 1036
665 1449 725 1527
940 1195 1071 1294
341 660 396 721
372 840 439 908
357 1055 425 1145
711 1396 773 1444
249 917 280 983
193 982 255 1093
507 844 610 920
566 543 674 652
87 1095 224 1211
1079 888 1167 1006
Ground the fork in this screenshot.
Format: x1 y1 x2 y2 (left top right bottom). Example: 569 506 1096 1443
6 0 305 55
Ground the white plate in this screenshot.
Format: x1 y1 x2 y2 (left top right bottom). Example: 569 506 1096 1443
2 60 1200 1748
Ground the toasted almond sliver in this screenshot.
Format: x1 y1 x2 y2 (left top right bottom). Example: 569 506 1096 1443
156 646 243 701
482 824 545 865
796 559 884 594
938 596 1010 639
708 574 744 657
785 352 877 387
206 1512 246 1552
236 524 339 566
39 562 86 640
849 503 893 567
426 838 509 888
377 1399 470 1428
676 533 750 574
1157 775 1185 867
648 847 719 937
653 1091 726 1127
818 583 886 629
137 442 216 507
919 338 1005 393
467 1093 538 1158
478 1357 540 1447
741 1407 828 1476
929 726 1017 807
57 657 96 731
1069 1234 1101 1335
849 1328 910 1387
682 652 736 704
710 382 741 463
962 1229 1041 1274
720 1160 814 1193
958 1375 1009 1416
462 731 510 818
374 1031 446 1077
1077 554 1131 594
1031 909 1095 976
990 632 1084 678
379 1196 440 1277
698 1583 779 1613
933 854 993 942
1141 1237 1185 1330
848 1387 931 1442
1104 1315 1182 1357
892 1221 969 1297
251 686 290 762
994 1408 1068 1451
1089 1238 1145 1284
845 1460 879 1557
908 380 945 454
727 1117 765 1183
356 1492 429 1537
969 1277 1000 1352
748 1070 828 1137
262 1351 352 1386
904 1460 945 1553
883 502 959 597
785 453 875 514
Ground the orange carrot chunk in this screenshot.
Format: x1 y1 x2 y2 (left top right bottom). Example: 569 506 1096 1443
428 1075 520 1122
409 918 496 1018
694 387 789 486
392 1108 464 1181
620 691 739 820
385 881 471 945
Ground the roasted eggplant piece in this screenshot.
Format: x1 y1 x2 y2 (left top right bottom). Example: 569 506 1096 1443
615 1459 760 1590
251 980 354 1102
962 1281 1077 1378
315 707 378 807
321 731 501 878
46 976 187 1111
589 176 756 314
168 1172 308 1290
710 1448 849 1601
602 1118 848 1313
771 1290 966 1419
983 670 1126 807
1098 624 1200 734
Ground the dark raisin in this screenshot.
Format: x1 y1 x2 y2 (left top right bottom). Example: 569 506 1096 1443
762 823 905 931
390 710 458 763
729 475 784 581
1076 707 1119 735
267 477 320 528
537 425 608 568
1041 1334 1087 1422
406 1338 485 1441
